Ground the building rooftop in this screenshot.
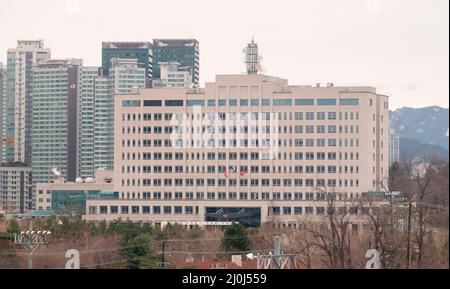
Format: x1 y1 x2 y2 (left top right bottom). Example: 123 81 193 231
153 39 199 47
102 42 152 49
0 162 31 168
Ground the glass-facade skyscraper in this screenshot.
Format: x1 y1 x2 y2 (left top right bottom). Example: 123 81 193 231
152 39 199 85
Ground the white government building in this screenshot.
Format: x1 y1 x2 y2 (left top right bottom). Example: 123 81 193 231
81 74 390 228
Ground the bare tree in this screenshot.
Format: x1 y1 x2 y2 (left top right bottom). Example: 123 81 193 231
300 186 356 269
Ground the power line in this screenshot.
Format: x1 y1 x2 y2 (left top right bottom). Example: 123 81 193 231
11 234 268 256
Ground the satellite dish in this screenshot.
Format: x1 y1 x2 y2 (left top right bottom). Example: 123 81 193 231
51 167 62 176
246 253 254 260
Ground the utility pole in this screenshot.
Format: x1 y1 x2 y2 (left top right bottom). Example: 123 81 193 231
273 236 281 268
248 236 297 269
406 200 412 269
161 240 165 268
28 221 32 269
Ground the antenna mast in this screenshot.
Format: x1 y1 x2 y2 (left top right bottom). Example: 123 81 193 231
244 37 262 75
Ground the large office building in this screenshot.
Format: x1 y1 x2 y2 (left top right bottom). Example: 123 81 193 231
101 42 153 86
83 74 390 227
3 40 50 164
31 59 82 209
0 163 32 214
153 39 199 85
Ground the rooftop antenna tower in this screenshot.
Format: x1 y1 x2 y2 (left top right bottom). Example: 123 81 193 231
243 37 262 75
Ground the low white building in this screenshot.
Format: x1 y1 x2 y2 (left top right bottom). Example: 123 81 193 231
36 169 114 215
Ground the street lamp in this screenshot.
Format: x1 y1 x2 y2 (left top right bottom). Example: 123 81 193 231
13 221 51 269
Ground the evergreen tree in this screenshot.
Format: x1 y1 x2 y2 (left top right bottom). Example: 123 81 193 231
221 223 251 252
7 218 20 235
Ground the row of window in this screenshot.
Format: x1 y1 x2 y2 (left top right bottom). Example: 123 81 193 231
124 164 357 174
121 178 360 188
89 205 199 215
120 191 360 201
123 140 361 150
136 138 359 148
134 125 359 134
122 98 360 108
88 205 362 216
123 151 359 161
123 111 360 121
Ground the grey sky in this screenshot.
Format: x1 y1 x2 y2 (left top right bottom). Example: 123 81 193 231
0 0 448 109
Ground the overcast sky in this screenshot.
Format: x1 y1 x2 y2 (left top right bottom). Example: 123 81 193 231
0 0 448 109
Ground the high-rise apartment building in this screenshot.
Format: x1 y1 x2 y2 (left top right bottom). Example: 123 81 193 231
153 39 199 85
101 42 153 86
4 40 50 165
0 63 7 162
31 59 82 209
83 74 390 227
389 129 400 165
109 58 146 93
77 59 145 178
92 76 114 171
152 61 193 88
0 163 32 214
78 67 103 178
95 58 146 170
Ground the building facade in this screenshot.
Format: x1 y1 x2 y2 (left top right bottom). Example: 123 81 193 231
109 58 146 94
4 40 50 164
389 129 400 165
0 63 7 162
77 59 146 178
92 76 114 171
36 169 114 215
78 67 103 179
95 59 146 171
153 61 193 88
0 163 32 214
83 74 390 227
101 42 153 86
153 39 199 85
31 59 82 209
